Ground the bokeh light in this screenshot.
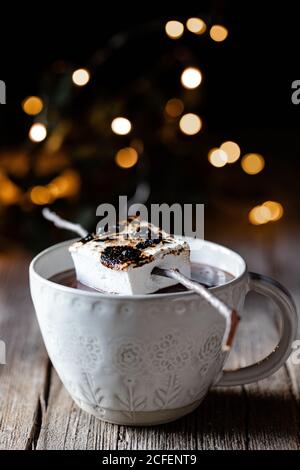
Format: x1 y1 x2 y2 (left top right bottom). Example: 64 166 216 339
48 169 81 198
29 123 47 142
30 186 53 205
22 96 43 116
165 20 184 39
0 173 21 205
186 17 206 35
248 205 272 225
72 68 90 86
220 141 241 163
262 201 284 221
165 98 184 117
210 25 228 42
0 151 29 178
111 117 132 135
115 147 138 169
181 67 202 89
208 148 227 167
241 153 265 174
179 113 202 135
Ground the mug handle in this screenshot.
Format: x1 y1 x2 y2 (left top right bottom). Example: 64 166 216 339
217 272 298 386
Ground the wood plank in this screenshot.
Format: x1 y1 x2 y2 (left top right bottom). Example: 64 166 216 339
0 253 49 450
196 386 247 450
117 413 197 450
238 295 298 450
270 227 300 447
227 230 300 449
36 369 119 450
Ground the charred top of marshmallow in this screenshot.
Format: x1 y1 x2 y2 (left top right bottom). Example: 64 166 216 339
69 219 189 270
100 245 153 269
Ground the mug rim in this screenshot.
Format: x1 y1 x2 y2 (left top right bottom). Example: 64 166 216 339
29 238 248 300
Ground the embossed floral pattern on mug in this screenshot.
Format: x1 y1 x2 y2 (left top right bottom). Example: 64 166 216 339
197 324 224 365
110 337 146 376
45 322 103 373
147 328 194 374
75 334 103 370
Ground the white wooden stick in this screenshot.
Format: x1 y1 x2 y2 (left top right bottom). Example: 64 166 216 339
153 267 240 351
42 208 88 238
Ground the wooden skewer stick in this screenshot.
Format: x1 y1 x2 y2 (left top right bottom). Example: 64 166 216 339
42 208 88 238
152 267 240 351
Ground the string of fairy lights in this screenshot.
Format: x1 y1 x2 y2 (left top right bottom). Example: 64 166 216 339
0 16 283 227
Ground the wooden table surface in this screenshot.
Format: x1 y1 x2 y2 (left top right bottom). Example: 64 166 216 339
0 225 299 450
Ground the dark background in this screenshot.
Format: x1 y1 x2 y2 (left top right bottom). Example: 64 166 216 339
0 1 299 252
1 2 298 134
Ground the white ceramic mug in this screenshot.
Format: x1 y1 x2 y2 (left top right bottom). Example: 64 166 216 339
29 238 298 426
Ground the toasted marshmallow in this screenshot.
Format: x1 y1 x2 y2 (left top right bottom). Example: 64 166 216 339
69 219 190 295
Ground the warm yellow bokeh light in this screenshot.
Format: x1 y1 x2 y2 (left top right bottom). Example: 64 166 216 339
22 96 43 115
115 147 138 169
0 151 29 178
220 141 241 163
181 67 202 89
111 117 132 135
165 20 184 39
30 186 53 205
72 68 90 86
165 98 184 117
186 17 206 35
248 205 272 225
0 177 21 205
46 132 64 153
262 201 284 221
208 148 227 167
210 25 228 42
29 123 47 142
179 113 202 135
48 169 81 198
241 153 265 175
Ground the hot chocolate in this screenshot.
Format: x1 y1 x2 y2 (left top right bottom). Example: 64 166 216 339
49 262 234 294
